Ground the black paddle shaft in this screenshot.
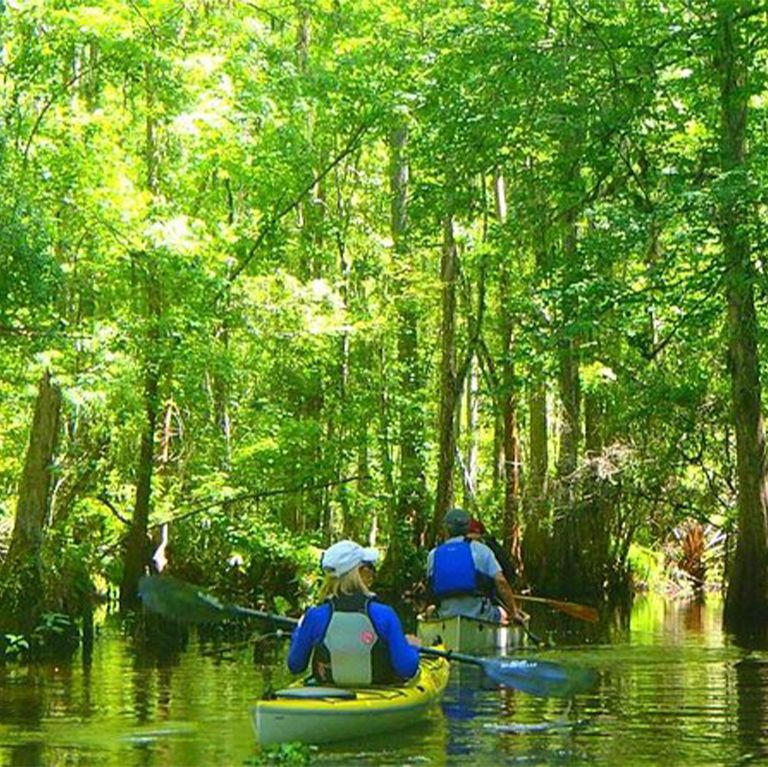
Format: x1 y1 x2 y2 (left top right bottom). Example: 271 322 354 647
138 575 597 697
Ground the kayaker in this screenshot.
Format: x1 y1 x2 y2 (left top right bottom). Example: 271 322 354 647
427 508 528 626
288 540 420 686
466 517 517 587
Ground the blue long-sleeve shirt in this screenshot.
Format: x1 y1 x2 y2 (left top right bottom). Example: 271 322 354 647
287 600 420 680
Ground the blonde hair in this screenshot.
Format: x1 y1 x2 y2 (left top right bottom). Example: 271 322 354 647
319 566 374 600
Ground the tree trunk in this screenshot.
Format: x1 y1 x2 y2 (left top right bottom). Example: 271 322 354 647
379 120 428 590
377 345 396 500
522 234 550 586
717 3 768 630
556 221 581 479
294 1 310 239
584 390 602 455
335 165 352 536
493 173 523 557
528 384 549 503
462 360 479 509
0 371 61 633
546 218 587 598
119 59 163 610
120 274 162 610
212 307 232 469
391 123 427 542
431 209 459 543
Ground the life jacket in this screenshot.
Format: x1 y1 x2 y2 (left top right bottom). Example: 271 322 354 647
430 538 494 599
311 594 397 686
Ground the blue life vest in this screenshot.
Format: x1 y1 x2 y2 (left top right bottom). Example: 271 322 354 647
431 539 482 598
312 594 397 686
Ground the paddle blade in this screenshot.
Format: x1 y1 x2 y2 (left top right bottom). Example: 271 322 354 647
419 646 598 699
547 601 600 624
515 595 600 623
139 575 237 623
482 657 599 698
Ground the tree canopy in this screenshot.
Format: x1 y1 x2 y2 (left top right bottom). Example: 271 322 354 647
1 0 768 645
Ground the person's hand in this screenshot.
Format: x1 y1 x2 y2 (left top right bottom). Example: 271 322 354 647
511 608 530 626
406 633 422 647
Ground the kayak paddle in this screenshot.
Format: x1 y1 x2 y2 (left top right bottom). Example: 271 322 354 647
513 594 600 624
138 574 296 629
511 619 547 647
418 646 598 698
138 575 598 698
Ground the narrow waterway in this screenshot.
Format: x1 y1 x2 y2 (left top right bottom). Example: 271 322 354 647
0 595 766 766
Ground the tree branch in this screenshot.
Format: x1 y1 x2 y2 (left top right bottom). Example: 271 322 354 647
96 495 131 526
22 56 115 165
227 118 376 284
153 474 371 527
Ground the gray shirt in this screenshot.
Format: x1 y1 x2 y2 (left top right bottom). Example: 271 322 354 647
426 536 502 623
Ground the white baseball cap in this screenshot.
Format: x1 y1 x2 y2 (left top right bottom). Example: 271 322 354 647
321 540 380 577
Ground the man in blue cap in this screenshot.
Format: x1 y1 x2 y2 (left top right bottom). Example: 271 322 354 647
426 508 527 625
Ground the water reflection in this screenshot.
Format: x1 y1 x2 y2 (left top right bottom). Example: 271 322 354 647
1 596 768 766
735 658 768 764
0 665 45 767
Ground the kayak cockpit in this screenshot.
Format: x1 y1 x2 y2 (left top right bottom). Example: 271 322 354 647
271 687 356 700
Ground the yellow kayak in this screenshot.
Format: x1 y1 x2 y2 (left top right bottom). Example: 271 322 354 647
251 651 450 746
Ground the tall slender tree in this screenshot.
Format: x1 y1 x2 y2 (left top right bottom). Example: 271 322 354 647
716 1 768 629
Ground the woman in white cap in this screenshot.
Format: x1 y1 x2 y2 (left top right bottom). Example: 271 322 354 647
287 540 420 686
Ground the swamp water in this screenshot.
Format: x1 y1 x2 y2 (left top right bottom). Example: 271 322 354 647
0 595 767 766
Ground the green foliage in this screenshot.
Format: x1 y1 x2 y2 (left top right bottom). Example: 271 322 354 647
0 613 79 664
247 742 315 766
0 0 766 627
2 634 30 661
33 612 77 642
0 211 60 327
628 544 666 591
167 510 319 611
